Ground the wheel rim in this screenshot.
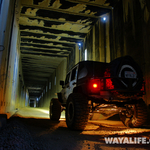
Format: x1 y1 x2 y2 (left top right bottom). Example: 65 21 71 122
119 105 136 126
68 101 74 122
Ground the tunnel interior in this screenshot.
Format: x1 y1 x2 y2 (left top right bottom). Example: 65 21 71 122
18 0 115 107
1 0 150 116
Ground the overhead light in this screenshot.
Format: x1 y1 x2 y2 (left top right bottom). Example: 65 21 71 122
103 17 106 21
78 43 81 46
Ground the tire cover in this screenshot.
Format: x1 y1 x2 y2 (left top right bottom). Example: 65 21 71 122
109 56 143 90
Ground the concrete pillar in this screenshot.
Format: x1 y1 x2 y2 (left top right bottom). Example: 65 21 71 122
99 14 111 63
34 100 36 107
106 13 111 63
75 44 79 64
99 19 105 62
92 26 95 61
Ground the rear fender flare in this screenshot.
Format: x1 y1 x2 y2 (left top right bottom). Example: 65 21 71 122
73 86 83 93
57 92 63 103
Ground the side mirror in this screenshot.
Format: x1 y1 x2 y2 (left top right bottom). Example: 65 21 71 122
60 80 64 87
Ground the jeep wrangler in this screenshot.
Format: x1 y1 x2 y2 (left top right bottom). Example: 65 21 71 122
49 56 148 130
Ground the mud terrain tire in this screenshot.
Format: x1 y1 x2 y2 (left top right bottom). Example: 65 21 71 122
66 93 89 130
119 99 148 127
50 98 61 121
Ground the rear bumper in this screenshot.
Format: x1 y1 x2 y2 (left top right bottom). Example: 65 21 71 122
88 89 144 102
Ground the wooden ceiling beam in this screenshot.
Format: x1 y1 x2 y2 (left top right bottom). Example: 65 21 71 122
20 30 84 40
20 42 73 50
20 14 90 26
21 4 99 18
24 76 49 81
21 36 76 45
20 46 71 53
21 49 69 56
66 0 113 9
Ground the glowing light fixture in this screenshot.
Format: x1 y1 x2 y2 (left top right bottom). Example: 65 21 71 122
78 43 81 46
85 49 87 61
103 17 106 21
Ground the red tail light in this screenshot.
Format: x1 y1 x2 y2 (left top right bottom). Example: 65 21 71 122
141 81 145 94
106 79 114 89
93 83 98 88
104 69 114 90
89 79 101 93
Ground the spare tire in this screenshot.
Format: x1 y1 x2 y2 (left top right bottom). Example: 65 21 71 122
109 56 143 91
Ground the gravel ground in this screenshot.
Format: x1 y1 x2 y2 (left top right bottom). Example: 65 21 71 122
0 118 42 150
0 115 150 150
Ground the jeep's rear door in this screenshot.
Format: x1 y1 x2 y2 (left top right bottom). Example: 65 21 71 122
62 72 71 102
69 66 78 94
62 66 78 102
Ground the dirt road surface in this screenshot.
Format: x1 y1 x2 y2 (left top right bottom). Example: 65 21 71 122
1 107 150 150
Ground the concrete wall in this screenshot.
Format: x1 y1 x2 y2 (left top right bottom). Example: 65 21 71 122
82 13 111 63
112 0 150 105
67 46 76 71
38 58 67 108
0 0 15 115
0 0 29 118
67 12 112 72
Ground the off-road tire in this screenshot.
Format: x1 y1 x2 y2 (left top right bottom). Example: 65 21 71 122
119 99 148 127
49 98 61 121
66 93 89 130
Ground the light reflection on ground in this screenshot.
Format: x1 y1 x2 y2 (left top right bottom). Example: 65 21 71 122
14 107 150 150
15 107 150 134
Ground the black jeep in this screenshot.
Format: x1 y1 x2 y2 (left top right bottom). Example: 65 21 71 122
49 56 147 130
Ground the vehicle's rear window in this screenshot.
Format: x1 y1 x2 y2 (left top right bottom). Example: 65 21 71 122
78 67 88 79
65 73 70 85
71 67 77 81
78 61 108 79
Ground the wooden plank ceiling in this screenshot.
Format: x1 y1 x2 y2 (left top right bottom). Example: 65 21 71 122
19 0 113 98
